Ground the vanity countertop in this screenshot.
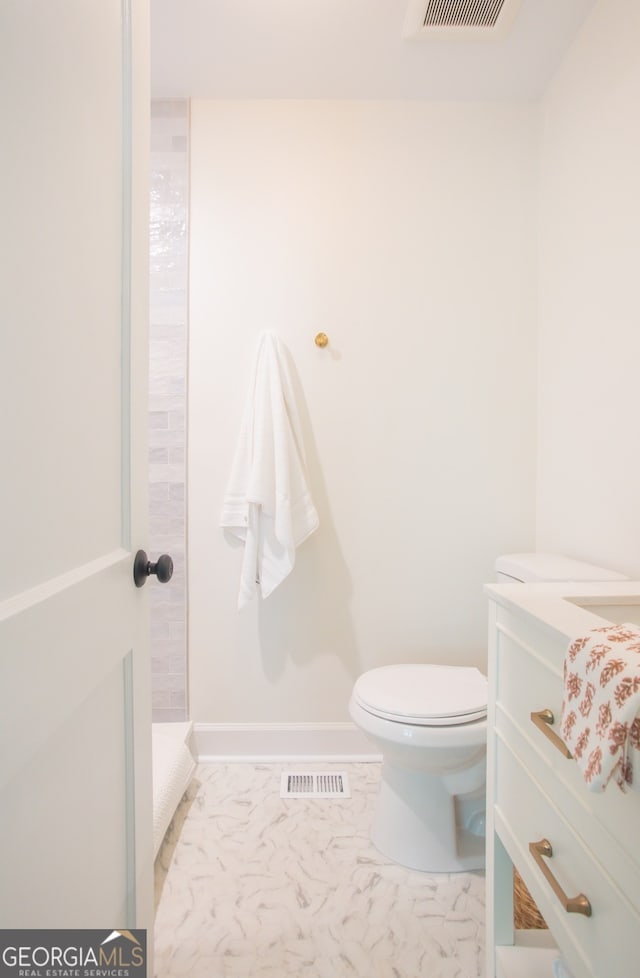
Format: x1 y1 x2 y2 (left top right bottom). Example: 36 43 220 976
484 579 640 641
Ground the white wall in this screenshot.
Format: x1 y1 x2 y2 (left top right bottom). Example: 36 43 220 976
188 99 538 724
537 0 640 576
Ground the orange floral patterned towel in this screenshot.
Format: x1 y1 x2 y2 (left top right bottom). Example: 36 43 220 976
561 623 640 791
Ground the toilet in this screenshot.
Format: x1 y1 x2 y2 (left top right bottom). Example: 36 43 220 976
349 553 628 873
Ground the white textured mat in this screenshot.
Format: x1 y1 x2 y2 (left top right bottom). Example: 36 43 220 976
152 721 196 858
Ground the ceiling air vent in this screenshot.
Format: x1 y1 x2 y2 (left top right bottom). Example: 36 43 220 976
403 0 522 39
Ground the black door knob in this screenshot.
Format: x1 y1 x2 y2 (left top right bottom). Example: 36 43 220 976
133 549 174 588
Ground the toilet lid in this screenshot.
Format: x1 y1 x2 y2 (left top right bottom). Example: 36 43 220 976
353 664 488 726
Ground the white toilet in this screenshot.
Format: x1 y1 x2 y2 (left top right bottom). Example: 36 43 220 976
349 553 628 873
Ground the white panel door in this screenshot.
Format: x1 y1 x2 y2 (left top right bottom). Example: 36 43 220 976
0 0 153 929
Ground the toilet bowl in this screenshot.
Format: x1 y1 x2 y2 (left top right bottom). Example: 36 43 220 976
350 663 487 872
349 553 628 874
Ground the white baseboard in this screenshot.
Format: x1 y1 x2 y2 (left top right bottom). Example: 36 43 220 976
192 721 381 763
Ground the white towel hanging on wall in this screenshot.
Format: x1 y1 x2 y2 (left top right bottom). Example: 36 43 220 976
220 331 319 610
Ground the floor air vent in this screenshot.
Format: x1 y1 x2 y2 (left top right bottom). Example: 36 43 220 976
280 771 351 799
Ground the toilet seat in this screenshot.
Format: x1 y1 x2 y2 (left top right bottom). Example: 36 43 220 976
353 664 487 726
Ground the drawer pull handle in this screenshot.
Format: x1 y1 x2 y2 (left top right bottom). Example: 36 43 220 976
530 709 572 758
529 838 592 917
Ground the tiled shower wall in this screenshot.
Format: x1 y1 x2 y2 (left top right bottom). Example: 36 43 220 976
149 100 189 722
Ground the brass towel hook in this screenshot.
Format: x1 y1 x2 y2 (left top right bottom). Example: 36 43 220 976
314 332 329 348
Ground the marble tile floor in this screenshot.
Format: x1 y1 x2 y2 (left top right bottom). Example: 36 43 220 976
154 762 485 978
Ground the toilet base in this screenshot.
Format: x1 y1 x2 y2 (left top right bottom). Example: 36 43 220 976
371 761 486 873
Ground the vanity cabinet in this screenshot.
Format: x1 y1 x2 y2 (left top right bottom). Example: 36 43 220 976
485 583 640 978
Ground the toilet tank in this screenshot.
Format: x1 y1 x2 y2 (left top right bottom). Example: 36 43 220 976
495 553 628 584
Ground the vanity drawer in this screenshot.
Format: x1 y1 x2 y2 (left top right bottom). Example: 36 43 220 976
494 605 568 674
494 614 640 897
495 736 640 977
494 621 564 754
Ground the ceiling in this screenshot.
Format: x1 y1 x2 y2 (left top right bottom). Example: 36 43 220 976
150 0 597 101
